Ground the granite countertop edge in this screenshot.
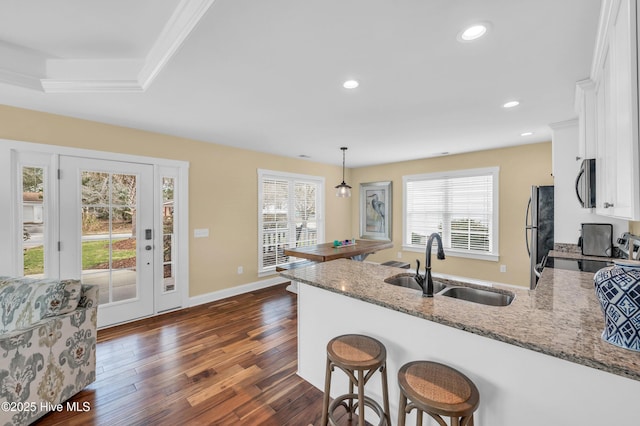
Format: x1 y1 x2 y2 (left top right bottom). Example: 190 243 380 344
288 275 594 370
281 259 640 382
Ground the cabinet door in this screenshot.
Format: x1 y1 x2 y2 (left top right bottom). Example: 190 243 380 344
595 41 616 216
576 80 597 160
594 0 640 219
610 0 637 218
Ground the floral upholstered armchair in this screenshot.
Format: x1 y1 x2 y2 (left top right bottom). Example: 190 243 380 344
0 277 98 425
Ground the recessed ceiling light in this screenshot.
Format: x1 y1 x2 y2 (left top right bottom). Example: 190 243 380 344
343 80 359 89
520 131 534 137
503 100 520 109
457 23 490 42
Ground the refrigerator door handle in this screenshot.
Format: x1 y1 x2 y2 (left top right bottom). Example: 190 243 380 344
525 196 532 257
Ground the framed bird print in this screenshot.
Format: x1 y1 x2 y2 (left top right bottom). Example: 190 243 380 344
359 181 392 241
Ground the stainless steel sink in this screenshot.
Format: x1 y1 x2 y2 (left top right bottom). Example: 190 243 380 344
440 286 514 307
384 274 447 293
384 273 513 306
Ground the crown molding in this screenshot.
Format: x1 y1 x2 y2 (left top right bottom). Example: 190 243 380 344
574 78 595 111
40 79 144 93
138 0 215 90
0 68 43 91
548 118 579 131
0 0 215 94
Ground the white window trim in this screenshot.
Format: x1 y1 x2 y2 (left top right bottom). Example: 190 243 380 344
402 166 499 262
257 169 325 276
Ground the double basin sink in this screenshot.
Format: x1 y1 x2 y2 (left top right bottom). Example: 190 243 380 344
384 273 514 307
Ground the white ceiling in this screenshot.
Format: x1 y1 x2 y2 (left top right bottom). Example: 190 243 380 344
0 0 602 167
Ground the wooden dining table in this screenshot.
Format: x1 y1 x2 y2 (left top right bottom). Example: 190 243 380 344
283 239 393 262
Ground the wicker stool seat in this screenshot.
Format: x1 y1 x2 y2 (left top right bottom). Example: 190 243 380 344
321 334 391 426
398 361 479 426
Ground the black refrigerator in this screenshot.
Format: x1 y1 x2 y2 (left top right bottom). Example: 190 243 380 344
525 185 554 289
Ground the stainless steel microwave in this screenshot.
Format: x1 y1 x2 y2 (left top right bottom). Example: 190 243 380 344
575 158 596 208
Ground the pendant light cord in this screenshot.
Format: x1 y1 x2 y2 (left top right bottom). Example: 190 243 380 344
341 147 347 183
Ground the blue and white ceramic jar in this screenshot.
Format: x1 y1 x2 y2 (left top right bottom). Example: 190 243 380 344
594 260 640 351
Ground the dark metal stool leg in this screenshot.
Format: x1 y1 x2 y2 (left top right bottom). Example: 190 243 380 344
357 369 365 426
380 363 391 426
348 373 354 420
398 392 407 426
321 358 332 426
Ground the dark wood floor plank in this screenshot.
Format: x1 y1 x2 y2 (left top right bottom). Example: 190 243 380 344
35 284 347 426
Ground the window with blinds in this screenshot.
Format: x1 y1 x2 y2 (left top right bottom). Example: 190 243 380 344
403 167 499 259
258 170 325 273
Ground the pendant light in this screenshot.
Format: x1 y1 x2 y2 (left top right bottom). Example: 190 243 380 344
335 147 352 197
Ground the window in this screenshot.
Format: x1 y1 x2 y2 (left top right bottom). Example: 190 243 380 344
13 150 58 278
22 166 46 277
161 176 176 292
403 167 499 260
258 170 325 274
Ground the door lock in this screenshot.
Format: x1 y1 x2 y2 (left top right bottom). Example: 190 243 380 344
145 245 152 251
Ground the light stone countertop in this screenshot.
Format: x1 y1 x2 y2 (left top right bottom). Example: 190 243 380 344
280 258 640 382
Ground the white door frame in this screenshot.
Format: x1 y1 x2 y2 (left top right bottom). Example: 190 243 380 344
0 139 190 325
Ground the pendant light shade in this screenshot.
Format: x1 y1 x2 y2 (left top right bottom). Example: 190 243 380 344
335 147 352 197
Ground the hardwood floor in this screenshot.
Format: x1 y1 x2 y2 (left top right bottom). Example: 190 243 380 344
35 283 362 426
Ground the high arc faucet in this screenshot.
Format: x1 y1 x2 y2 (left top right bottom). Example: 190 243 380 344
414 232 446 297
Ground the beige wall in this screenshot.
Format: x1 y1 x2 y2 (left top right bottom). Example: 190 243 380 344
0 105 351 297
350 143 554 287
1 104 552 293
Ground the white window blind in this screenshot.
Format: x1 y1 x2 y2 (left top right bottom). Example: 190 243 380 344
404 167 499 258
258 170 324 273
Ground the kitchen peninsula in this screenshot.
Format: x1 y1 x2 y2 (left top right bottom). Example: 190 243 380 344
281 259 640 425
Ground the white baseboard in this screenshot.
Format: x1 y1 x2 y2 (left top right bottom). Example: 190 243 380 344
188 276 290 307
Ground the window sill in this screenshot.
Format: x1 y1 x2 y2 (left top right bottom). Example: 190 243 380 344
402 245 499 262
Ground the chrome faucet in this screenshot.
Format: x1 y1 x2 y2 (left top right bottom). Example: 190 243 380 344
414 233 446 297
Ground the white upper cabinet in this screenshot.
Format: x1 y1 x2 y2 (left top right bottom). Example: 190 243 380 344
585 0 640 220
575 79 597 161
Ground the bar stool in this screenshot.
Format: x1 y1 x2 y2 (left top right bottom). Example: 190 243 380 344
397 361 479 426
321 334 391 426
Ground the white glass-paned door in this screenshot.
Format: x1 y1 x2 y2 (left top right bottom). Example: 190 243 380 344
59 156 154 328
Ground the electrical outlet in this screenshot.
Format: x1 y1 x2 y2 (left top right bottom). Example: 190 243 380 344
500 265 507 273
397 251 403 259
237 266 243 274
